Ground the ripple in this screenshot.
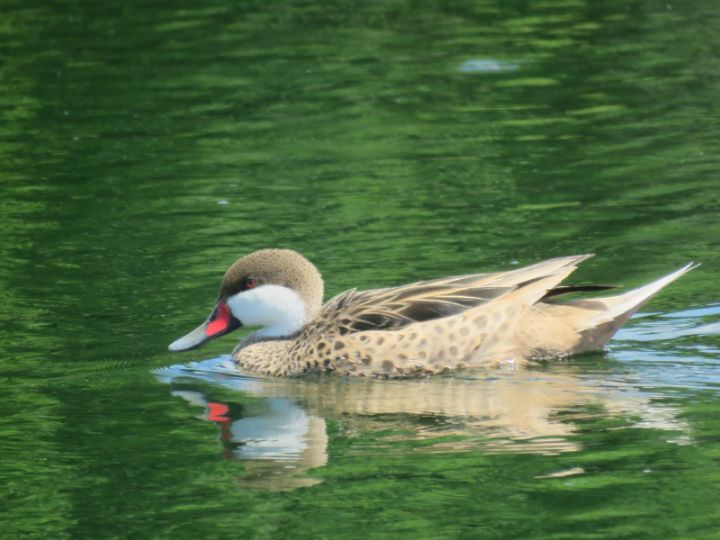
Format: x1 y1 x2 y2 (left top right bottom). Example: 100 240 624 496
616 303 720 342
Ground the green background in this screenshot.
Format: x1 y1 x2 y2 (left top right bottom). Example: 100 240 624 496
1 0 719 538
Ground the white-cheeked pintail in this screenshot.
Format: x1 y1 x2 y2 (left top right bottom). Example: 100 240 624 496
169 249 697 377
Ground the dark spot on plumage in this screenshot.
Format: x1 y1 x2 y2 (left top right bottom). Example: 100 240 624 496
334 341 345 350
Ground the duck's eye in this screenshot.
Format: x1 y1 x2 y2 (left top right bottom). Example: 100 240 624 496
244 277 257 289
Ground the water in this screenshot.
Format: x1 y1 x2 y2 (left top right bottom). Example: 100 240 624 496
2 0 720 538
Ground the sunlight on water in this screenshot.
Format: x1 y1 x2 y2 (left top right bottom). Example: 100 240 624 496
611 304 720 390
457 59 521 73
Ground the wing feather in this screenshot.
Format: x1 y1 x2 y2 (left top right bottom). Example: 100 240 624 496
318 278 511 334
307 254 596 337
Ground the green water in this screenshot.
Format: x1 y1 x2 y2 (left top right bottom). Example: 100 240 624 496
2 0 720 538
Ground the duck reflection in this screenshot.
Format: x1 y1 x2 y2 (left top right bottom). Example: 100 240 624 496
166 375 328 490
155 354 689 490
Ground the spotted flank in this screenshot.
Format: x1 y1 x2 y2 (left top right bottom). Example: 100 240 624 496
168 249 697 378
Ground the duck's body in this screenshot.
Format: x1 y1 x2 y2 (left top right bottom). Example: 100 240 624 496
169 249 696 378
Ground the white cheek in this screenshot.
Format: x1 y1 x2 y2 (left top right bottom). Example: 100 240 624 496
226 285 306 337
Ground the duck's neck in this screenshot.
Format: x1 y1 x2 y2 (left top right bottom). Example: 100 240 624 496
232 333 303 376
233 330 300 352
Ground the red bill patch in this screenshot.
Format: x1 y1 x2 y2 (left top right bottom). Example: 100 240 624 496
207 402 230 422
205 303 231 337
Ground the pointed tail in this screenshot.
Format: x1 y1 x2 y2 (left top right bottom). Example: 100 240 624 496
567 262 699 352
587 262 699 325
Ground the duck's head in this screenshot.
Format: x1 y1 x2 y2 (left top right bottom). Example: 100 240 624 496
168 249 324 352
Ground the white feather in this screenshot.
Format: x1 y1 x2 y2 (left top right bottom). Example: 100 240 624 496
227 285 307 337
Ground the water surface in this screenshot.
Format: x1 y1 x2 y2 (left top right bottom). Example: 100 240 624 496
1 0 720 538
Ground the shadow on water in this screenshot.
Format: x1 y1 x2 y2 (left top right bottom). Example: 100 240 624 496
154 302 720 491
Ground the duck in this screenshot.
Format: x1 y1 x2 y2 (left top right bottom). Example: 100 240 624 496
168 249 697 378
